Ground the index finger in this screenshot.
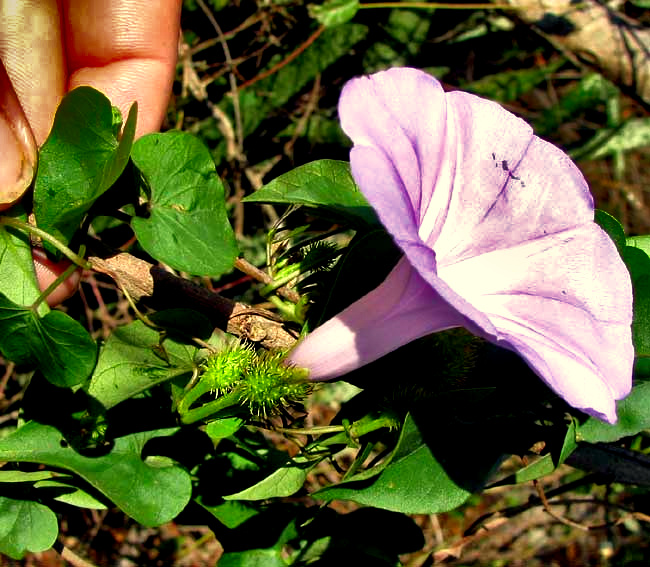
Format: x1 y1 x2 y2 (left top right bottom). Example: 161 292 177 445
63 0 182 137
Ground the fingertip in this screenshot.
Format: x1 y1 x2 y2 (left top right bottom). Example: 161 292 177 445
32 247 81 307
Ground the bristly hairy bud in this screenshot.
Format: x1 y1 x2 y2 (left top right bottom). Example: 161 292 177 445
183 345 311 422
237 350 311 418
200 345 257 396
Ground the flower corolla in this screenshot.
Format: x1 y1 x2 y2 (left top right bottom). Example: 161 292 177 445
288 67 634 424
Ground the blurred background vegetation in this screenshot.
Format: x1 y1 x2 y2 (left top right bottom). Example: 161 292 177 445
8 0 650 564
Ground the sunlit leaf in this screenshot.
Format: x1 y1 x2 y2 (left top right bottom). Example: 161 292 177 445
0 421 191 526
576 381 650 443
88 320 225 410
131 131 238 276
224 456 313 501
308 0 360 27
0 497 58 559
244 160 377 228
33 87 137 246
314 413 499 514
0 294 96 387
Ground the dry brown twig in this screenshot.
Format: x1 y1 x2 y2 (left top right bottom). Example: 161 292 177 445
88 251 298 351
503 0 650 107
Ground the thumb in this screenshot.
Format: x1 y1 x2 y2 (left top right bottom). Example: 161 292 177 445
0 59 37 211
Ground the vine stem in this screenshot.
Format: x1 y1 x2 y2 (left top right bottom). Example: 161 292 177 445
238 26 326 92
234 257 301 303
359 2 514 9
0 216 90 268
274 425 346 435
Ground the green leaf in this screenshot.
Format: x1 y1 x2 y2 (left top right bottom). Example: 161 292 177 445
205 417 244 441
536 73 617 136
314 414 497 514
219 518 298 567
0 205 42 309
595 209 626 251
0 421 191 526
627 235 650 258
196 498 259 529
0 471 54 483
631 274 650 357
464 60 564 103
33 87 137 246
308 0 360 27
244 160 377 228
492 422 577 485
131 131 238 276
224 456 313 501
0 496 58 559
218 549 288 567
576 381 650 443
88 320 223 410
0 294 96 387
571 118 650 161
363 8 432 71
622 243 650 357
34 477 108 509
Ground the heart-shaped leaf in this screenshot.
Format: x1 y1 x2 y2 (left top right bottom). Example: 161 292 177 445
33 87 137 246
0 496 58 559
576 381 650 443
0 421 191 526
87 320 225 410
0 294 96 387
131 131 238 276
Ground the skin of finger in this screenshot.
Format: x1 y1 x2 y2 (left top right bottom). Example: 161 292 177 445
0 0 66 145
0 59 37 210
32 247 82 307
64 0 182 137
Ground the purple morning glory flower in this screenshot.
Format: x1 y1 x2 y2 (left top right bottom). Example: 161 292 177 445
288 67 633 424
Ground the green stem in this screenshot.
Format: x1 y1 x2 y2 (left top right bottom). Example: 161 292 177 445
309 414 399 450
343 441 375 480
358 2 513 9
274 425 346 435
32 261 80 311
267 295 302 323
177 374 218 417
0 217 90 268
180 391 242 425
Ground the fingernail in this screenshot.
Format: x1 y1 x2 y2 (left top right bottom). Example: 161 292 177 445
0 59 37 210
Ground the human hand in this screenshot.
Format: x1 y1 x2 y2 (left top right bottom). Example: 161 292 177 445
0 0 182 304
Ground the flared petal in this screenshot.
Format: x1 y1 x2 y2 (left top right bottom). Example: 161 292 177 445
296 67 633 421
440 224 633 423
435 96 595 265
288 258 465 380
339 68 455 247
